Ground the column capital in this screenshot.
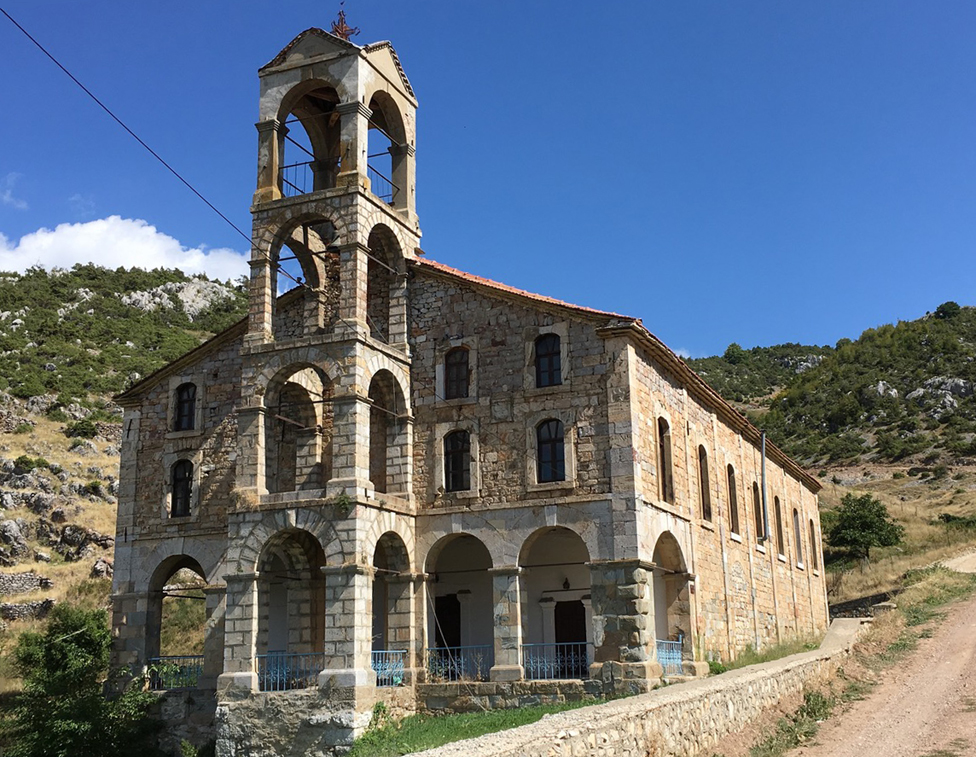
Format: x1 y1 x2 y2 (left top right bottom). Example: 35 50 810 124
336 101 372 119
320 563 371 577
255 118 284 134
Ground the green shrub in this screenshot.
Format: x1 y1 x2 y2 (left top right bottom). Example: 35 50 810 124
13 455 48 473
5 604 161 757
12 422 33 435
64 418 98 439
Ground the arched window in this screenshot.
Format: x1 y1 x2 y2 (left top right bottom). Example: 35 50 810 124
535 334 561 388
809 519 819 571
445 348 469 400
752 482 764 543
171 460 193 517
698 446 711 521
444 430 471 492
537 419 565 483
774 497 785 556
793 508 804 566
174 383 196 432
658 418 674 504
727 465 740 535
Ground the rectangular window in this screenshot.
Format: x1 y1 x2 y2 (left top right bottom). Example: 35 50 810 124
444 430 471 491
445 348 469 400
537 419 565 482
535 334 562 388
774 497 785 556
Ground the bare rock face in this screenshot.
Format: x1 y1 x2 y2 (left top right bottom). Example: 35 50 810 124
120 278 238 321
0 519 28 556
90 556 113 579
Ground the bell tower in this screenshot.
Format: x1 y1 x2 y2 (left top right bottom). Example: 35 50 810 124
237 23 419 503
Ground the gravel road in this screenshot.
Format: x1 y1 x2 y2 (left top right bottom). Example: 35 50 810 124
787 553 976 757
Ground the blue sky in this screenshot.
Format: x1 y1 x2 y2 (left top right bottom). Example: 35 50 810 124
1 2 974 358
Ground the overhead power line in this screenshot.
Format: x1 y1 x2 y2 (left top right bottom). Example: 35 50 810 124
0 6 253 248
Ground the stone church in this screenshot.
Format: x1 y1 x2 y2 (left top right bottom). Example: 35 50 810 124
110 22 828 754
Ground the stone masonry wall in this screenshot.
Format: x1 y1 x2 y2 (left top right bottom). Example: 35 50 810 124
411 618 863 757
129 336 243 537
0 571 52 596
409 271 612 507
629 343 829 660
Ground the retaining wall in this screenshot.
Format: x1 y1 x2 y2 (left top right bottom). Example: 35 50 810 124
409 618 865 757
0 571 52 596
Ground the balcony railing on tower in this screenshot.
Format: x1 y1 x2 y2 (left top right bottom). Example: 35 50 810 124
366 163 398 204
147 655 204 690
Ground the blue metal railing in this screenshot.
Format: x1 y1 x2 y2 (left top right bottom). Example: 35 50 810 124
656 636 684 677
426 645 492 682
148 655 204 690
521 642 592 681
372 649 406 687
367 165 397 204
256 651 324 692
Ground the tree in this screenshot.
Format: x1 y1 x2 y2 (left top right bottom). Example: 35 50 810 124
5 604 160 757
827 492 905 561
723 342 748 365
934 301 962 320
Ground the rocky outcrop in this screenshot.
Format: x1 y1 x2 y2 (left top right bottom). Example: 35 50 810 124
120 278 239 321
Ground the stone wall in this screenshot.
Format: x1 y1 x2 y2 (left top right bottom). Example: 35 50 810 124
0 571 52 596
410 618 864 757
1 597 55 621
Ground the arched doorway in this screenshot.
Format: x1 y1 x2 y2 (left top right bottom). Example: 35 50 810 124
424 534 493 681
519 527 592 679
255 529 326 690
651 532 691 676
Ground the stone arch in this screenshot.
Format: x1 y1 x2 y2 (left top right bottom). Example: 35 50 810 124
365 91 408 207
256 528 326 655
368 369 409 495
264 363 334 493
146 555 208 663
651 532 691 651
275 80 343 196
365 224 404 343
518 527 592 674
371 531 410 654
230 508 349 575
360 511 416 572
425 533 494 678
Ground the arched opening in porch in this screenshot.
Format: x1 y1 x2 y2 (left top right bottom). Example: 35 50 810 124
424 533 493 681
255 529 326 690
518 527 592 679
652 532 692 675
371 531 411 686
146 556 208 690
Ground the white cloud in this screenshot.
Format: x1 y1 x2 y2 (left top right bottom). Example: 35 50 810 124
1 173 28 211
68 193 96 218
675 348 692 359
0 216 248 281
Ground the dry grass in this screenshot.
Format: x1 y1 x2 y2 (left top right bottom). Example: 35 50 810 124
818 465 976 602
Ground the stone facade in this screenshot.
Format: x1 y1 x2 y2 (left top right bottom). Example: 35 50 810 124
109 25 828 756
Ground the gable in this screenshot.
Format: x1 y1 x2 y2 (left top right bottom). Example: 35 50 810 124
260 28 358 72
363 42 416 100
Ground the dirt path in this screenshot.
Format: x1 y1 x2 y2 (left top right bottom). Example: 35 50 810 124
786 588 976 757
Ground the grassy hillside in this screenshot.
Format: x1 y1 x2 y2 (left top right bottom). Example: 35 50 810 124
690 303 976 468
0 264 246 402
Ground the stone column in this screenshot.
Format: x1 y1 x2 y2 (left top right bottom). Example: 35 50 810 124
335 101 371 190
235 406 266 494
386 573 421 683
327 392 372 497
111 590 148 673
588 559 661 694
336 241 369 336
388 272 410 351
216 573 258 695
489 567 524 682
253 118 284 204
200 584 226 689
388 143 415 215
320 564 376 689
245 254 275 344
